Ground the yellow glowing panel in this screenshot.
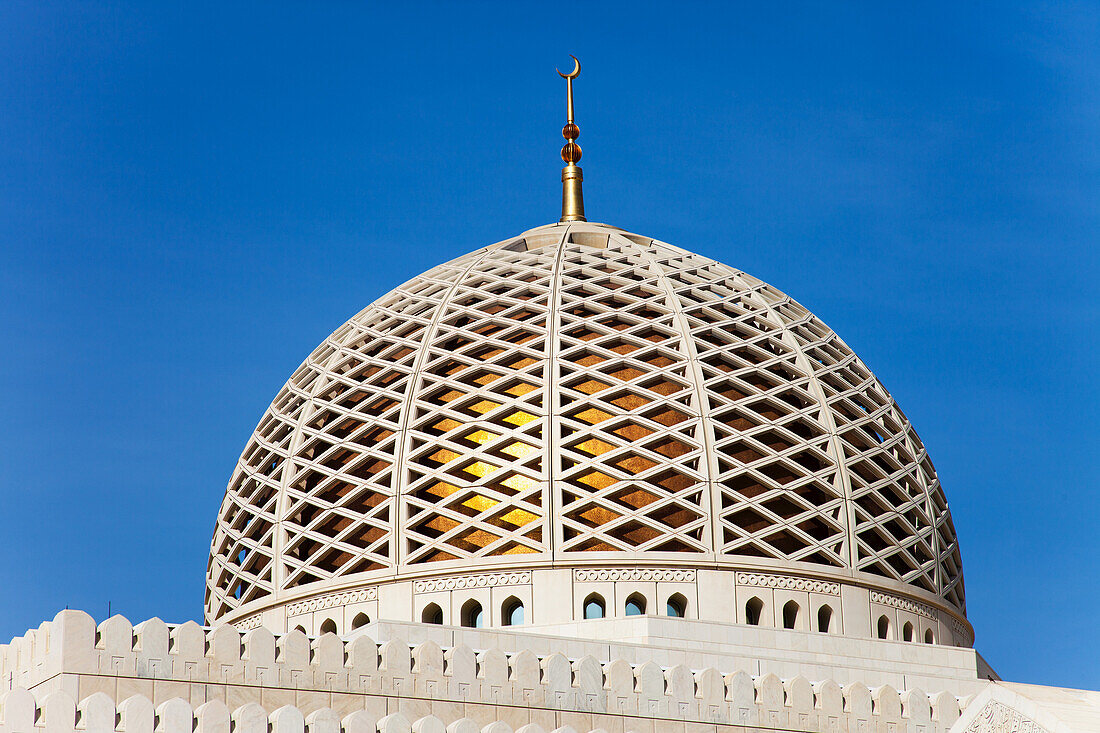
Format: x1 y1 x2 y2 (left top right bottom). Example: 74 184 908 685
462 494 499 512
505 382 538 396
611 394 651 410
578 506 620 526
578 471 618 490
428 448 461 465
431 418 462 433
574 379 611 395
611 367 645 382
464 461 500 478
615 455 658 474
504 410 538 426
498 508 539 527
474 373 500 386
613 423 654 441
439 390 464 403
506 356 537 370
501 544 539 554
575 437 617 456
501 474 537 493
424 515 460 533
469 399 501 414
575 407 613 425
646 380 682 396
501 441 538 459
465 429 498 445
575 354 605 367
452 528 499 550
426 481 460 499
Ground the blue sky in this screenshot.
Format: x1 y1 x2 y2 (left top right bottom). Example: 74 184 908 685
1 2 1097 689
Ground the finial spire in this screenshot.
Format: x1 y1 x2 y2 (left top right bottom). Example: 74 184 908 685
557 55 586 222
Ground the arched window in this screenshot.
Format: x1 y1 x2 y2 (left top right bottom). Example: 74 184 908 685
351 613 370 630
666 594 687 618
502 597 524 626
817 605 833 633
461 599 484 628
583 594 605 620
319 618 337 635
293 625 307 635
903 621 914 642
877 615 891 639
625 594 647 616
782 600 799 629
422 603 443 625
924 628 935 644
745 597 764 626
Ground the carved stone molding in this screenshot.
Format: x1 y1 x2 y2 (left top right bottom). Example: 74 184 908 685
414 571 532 593
735 572 840 595
573 568 696 583
965 701 1050 733
950 615 974 643
870 591 936 620
285 587 378 617
235 614 262 630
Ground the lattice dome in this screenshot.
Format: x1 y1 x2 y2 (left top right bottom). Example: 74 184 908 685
206 222 965 631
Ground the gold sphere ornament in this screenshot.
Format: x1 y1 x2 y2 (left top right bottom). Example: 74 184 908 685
561 141 582 164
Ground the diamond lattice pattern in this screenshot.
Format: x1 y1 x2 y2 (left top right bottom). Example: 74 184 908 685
206 225 964 620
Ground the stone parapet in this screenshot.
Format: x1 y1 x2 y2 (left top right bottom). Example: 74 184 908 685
0 611 976 733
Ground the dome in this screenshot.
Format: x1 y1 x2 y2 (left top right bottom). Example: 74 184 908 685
206 222 967 644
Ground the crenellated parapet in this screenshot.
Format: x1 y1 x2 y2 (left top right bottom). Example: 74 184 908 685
0 610 978 733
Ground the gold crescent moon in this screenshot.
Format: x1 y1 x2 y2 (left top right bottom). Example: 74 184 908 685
557 55 581 80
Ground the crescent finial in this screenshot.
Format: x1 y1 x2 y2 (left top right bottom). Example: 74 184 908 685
557 55 581 80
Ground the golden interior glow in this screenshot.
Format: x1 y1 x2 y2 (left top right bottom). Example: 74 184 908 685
439 389 463 403
575 437 617 456
474 373 501 386
613 423 654 441
577 470 618 490
501 474 537 492
497 508 539 527
469 399 501 415
463 461 500 478
428 448 461 465
575 407 613 424
615 455 658 474
574 378 611 394
431 418 462 433
504 410 539 426
426 481 460 498
505 382 538 396
462 494 499 512
611 393 651 410
465 429 498 445
578 505 620 526
501 441 538 459
500 544 539 554
611 366 645 381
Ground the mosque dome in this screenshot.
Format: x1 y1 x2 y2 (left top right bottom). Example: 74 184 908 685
206 222 969 646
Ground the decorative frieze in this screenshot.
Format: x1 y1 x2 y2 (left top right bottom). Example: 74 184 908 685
285 587 378 617
236 614 262 630
573 568 695 583
735 572 840 596
414 571 531 593
870 591 936 620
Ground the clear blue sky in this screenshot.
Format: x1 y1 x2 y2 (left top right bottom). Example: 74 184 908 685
1 2 1097 689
